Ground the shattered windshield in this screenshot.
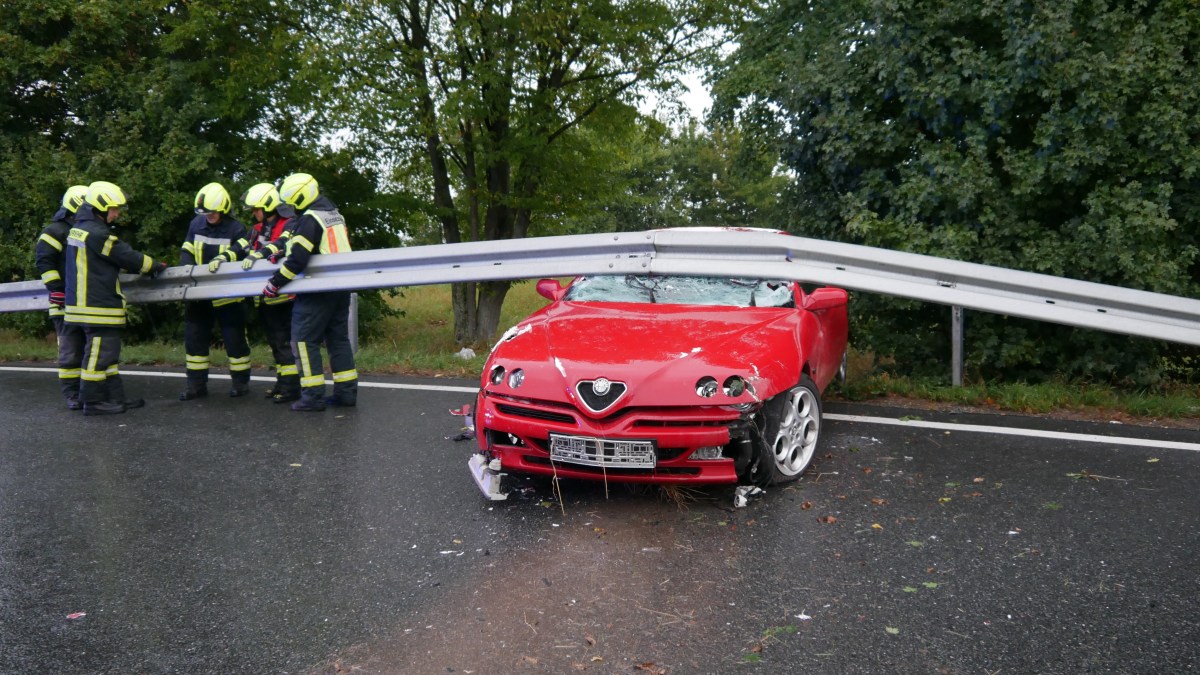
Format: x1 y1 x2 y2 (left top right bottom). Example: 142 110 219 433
563 275 795 308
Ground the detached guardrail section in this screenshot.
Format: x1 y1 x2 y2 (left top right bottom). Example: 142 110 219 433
2 229 1199 347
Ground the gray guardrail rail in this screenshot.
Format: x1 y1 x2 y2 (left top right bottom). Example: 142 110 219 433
2 229 1199 346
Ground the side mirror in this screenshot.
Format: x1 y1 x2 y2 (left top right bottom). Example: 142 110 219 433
801 287 849 311
536 278 566 301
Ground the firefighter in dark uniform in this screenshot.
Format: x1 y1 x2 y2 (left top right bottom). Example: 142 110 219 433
64 181 168 416
35 185 88 409
264 173 357 412
208 183 301 402
179 182 253 400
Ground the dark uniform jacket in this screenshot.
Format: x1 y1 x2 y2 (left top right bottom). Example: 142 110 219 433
179 214 249 267
64 205 156 327
181 214 249 307
268 196 352 290
35 207 73 317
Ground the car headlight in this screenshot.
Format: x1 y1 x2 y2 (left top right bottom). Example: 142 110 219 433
489 365 505 385
507 368 525 388
696 376 718 398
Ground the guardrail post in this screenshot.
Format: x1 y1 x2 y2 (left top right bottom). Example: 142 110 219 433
952 306 963 387
349 292 359 354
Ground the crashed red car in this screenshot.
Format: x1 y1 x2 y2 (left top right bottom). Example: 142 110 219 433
470 272 849 499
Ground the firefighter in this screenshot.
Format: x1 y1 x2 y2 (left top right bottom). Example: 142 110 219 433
263 172 357 412
179 182 253 400
35 185 89 409
64 181 168 416
208 183 301 402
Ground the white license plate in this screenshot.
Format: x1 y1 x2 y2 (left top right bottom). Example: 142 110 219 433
549 434 656 469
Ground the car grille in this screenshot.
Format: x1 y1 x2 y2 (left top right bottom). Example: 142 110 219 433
495 403 577 425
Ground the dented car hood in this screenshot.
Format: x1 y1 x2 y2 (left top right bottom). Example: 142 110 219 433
490 302 807 409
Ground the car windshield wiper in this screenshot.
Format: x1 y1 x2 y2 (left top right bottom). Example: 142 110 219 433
625 275 658 303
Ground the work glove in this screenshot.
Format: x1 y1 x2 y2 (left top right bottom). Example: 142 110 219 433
207 257 222 273
148 261 169 278
49 291 65 307
242 251 263 270
263 280 281 299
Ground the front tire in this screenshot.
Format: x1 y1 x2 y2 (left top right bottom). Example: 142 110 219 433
751 376 822 485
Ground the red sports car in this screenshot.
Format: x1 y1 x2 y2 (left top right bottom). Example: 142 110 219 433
470 273 849 499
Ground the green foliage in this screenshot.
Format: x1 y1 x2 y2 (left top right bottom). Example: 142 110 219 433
562 120 790 233
717 0 1200 383
293 0 749 342
0 1 402 340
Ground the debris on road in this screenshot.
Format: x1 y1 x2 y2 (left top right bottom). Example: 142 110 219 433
733 485 765 508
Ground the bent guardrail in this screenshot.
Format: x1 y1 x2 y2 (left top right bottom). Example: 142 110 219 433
2 229 1199 347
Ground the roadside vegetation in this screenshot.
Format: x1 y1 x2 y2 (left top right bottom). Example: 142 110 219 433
2 281 1196 426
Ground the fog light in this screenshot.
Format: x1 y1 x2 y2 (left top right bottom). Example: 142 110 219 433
696 376 718 398
723 375 746 397
692 446 723 460
489 365 505 385
507 368 525 388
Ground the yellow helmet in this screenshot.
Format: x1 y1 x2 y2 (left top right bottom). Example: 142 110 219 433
194 182 232 214
85 181 127 212
278 173 319 210
61 185 89 213
242 183 282 212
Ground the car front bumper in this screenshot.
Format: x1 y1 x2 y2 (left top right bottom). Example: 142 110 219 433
475 390 745 485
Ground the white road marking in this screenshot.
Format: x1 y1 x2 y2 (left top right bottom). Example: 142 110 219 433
0 366 480 393
3 366 1194 450
825 413 1200 453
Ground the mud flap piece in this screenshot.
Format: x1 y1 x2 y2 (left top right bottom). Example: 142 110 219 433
469 453 509 501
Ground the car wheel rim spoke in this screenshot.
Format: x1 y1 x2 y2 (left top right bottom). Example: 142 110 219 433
773 387 819 476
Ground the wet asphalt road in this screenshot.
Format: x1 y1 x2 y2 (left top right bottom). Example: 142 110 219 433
0 367 1197 674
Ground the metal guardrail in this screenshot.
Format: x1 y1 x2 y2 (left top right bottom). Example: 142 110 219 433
3 229 1199 346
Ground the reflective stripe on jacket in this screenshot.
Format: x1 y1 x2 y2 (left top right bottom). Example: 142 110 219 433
35 208 72 317
267 195 351 290
64 206 155 327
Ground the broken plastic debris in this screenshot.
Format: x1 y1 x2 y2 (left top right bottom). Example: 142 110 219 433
449 404 473 416
733 485 765 508
447 428 476 441
66 612 86 620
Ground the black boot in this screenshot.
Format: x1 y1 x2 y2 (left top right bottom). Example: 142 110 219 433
290 392 326 412
229 373 251 398
83 401 126 416
180 385 208 401
273 374 301 403
107 375 144 411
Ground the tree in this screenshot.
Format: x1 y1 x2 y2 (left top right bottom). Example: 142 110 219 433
563 120 790 233
293 0 745 345
715 0 1200 383
0 1 400 339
